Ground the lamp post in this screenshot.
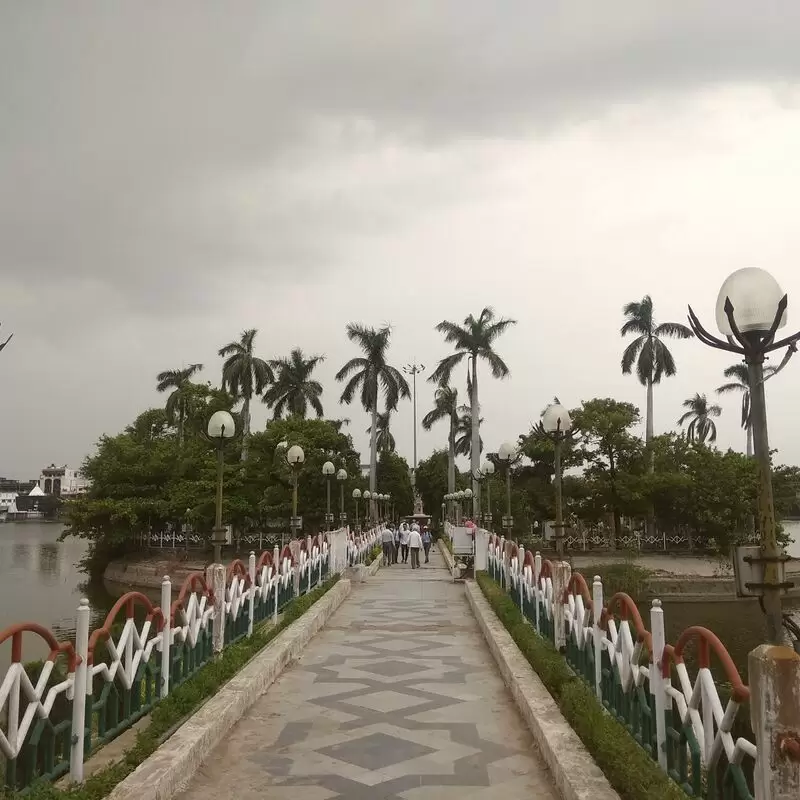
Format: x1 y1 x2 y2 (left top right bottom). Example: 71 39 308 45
455 490 464 525
352 488 361 531
688 267 800 644
337 468 348 527
498 441 516 537
541 402 574 559
286 445 305 541
207 410 236 564
322 461 335 530
473 461 495 529
363 491 371 528
464 488 473 521
403 362 425 486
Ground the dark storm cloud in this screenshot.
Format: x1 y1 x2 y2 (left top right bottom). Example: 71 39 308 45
2 2 800 316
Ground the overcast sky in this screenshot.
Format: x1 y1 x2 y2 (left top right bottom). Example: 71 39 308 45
3 2 800 480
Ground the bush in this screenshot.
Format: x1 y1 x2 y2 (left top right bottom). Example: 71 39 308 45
475 572 687 800
15 575 341 800
577 559 652 602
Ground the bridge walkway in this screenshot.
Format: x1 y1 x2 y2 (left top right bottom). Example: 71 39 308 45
178 546 559 799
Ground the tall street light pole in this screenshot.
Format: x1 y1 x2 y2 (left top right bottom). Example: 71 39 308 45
403 362 425 486
688 267 800 645
337 468 348 527
498 441 516 538
352 488 361 531
286 445 305 542
539 402 578 560
207 411 236 565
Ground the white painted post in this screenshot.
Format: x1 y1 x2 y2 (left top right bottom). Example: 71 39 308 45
159 576 171 699
248 552 256 637
69 598 90 782
318 542 323 586
592 574 604 703
650 598 668 771
553 561 571 651
534 552 542 632
499 537 506 589
518 546 525 613
206 563 226 653
749 644 800 800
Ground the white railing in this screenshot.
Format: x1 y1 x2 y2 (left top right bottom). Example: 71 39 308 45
485 531 756 798
0 526 381 792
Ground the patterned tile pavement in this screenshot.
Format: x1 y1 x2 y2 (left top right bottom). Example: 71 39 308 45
178 546 559 799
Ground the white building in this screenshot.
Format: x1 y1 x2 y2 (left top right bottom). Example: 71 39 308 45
38 464 90 497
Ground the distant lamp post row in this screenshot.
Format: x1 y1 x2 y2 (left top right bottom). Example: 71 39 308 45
688 267 800 645
322 461 349 529
443 489 472 524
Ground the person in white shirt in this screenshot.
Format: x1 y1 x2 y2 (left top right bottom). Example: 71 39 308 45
381 526 395 566
407 526 423 569
399 524 410 563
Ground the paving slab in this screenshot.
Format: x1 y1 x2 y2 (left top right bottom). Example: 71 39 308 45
177 547 559 799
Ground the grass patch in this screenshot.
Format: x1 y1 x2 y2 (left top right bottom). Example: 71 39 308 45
475 572 687 800
577 559 653 602
15 575 341 800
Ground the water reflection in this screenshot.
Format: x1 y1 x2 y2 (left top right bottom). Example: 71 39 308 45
0 522 115 667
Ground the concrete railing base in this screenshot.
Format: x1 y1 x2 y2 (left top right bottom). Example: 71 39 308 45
439 541 456 576
465 581 620 800
107 579 352 800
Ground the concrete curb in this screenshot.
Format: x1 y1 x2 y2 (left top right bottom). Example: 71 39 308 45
465 581 620 800
438 541 455 575
107 579 352 800
367 551 382 576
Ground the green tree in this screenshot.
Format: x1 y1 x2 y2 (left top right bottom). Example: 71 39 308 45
573 398 643 547
376 451 414 520
336 324 409 517
156 363 203 448
0 321 11 353
421 387 459 496
264 348 325 420
219 328 273 462
415 449 453 527
677 393 722 444
620 296 692 452
430 307 516 515
366 411 395 453
716 363 776 458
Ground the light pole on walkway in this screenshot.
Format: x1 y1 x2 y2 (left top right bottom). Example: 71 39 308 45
337 468 348 527
352 488 361 531
322 461 335 530
403 362 425 486
688 267 800 644
540 402 577 560
207 410 236 564
287 445 305 541
473 461 495 529
498 441 517 538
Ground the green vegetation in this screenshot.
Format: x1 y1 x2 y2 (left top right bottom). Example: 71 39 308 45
476 572 688 800
15 575 340 800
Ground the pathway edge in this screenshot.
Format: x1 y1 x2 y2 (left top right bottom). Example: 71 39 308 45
464 580 621 800
106 578 352 800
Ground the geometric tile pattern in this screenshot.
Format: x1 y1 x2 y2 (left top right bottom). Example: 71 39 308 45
177 548 559 799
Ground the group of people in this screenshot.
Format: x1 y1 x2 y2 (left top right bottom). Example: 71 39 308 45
380 522 432 569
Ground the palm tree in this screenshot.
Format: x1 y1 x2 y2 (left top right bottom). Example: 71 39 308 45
430 307 516 515
621 296 693 452
422 386 459 496
454 405 484 458
219 329 272 462
678 393 722 444
263 348 325 420
0 321 11 354
336 324 410 517
716 363 776 457
367 411 395 453
156 363 203 448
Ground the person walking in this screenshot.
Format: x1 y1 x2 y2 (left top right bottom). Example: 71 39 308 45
421 526 432 563
393 525 401 564
399 523 410 563
408 524 423 569
381 525 394 566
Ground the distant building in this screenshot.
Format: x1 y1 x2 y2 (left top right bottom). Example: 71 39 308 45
0 477 38 513
38 464 90 497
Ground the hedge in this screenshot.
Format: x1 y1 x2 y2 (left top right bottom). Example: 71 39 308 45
15 575 341 800
475 572 688 800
